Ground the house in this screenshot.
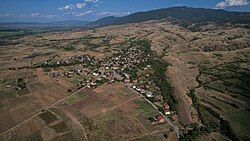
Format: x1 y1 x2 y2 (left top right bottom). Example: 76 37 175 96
148 115 165 125
156 115 165 123
113 74 124 81
112 64 120 70
124 78 130 83
127 83 133 87
124 73 130 78
133 80 138 83
91 82 97 86
145 91 154 98
140 89 145 94
171 114 179 124
164 108 170 115
163 103 170 115
93 72 99 76
163 103 170 109
135 88 141 92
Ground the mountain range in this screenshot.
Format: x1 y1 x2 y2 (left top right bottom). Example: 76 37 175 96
86 6 250 28
1 7 250 30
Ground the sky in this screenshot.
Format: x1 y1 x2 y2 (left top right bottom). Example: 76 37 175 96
0 0 249 22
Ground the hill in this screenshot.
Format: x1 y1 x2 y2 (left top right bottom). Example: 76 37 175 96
86 6 250 28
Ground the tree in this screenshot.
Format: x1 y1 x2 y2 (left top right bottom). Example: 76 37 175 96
17 78 26 89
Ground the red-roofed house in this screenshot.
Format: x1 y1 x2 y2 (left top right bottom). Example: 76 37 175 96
156 115 165 123
164 108 170 115
163 103 170 115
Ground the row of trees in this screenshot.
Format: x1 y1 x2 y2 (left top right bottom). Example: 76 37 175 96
132 39 177 110
148 58 177 111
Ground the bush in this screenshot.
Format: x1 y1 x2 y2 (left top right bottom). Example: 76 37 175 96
220 119 239 141
43 67 51 72
17 78 26 89
64 45 75 51
131 39 151 53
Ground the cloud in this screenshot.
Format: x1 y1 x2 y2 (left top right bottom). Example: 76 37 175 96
85 10 93 14
58 4 74 10
76 3 86 9
0 13 58 20
68 11 93 17
97 11 130 17
174 3 183 7
28 13 58 19
75 13 86 17
216 0 249 9
59 0 101 10
0 13 14 17
31 13 39 17
85 0 99 3
75 11 92 17
97 12 111 16
42 14 58 19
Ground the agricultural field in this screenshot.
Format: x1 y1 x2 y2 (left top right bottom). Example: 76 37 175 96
0 68 69 134
0 83 173 141
0 29 52 39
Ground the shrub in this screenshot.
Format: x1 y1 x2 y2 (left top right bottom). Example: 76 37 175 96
64 45 75 51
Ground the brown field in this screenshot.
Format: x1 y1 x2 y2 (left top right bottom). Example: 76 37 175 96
0 68 70 134
0 83 171 141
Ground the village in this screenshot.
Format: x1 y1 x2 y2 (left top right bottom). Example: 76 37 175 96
30 41 179 126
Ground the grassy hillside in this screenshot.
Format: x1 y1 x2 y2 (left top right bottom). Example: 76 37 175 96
86 7 250 28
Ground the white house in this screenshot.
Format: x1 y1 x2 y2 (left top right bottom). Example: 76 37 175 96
145 91 154 98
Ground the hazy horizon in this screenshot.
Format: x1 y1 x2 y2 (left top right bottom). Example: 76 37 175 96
0 0 250 22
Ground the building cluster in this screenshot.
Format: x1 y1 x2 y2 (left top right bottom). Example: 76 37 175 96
38 44 176 124
43 46 149 88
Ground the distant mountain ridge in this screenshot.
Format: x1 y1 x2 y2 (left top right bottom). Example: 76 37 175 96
1 7 250 30
0 20 91 30
86 6 250 28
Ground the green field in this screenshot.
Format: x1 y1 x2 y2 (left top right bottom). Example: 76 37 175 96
39 111 58 124
50 121 70 133
65 92 86 105
0 29 51 39
133 99 156 114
